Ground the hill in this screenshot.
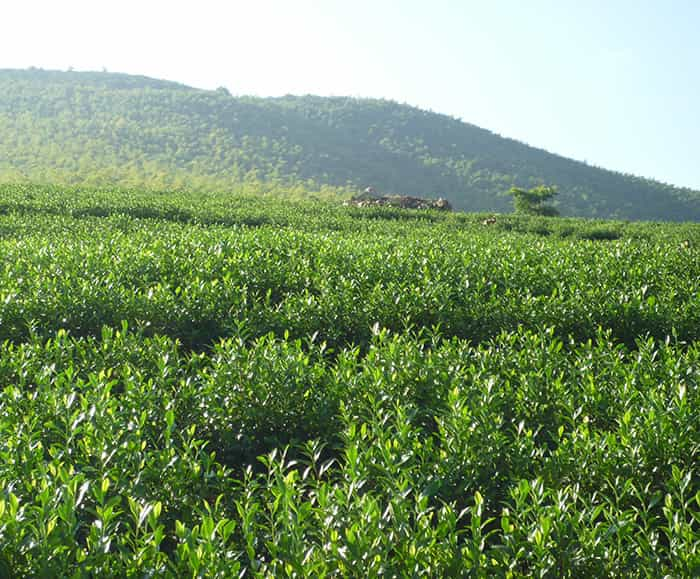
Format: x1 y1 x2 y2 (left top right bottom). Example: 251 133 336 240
1 68 699 220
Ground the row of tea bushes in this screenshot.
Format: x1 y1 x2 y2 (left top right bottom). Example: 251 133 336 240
0 210 698 349
1 326 697 575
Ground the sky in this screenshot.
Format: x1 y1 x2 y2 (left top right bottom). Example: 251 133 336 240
2 0 699 190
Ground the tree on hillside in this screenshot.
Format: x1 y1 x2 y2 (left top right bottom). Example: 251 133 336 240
507 185 559 216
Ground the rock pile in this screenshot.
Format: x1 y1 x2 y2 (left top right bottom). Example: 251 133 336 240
344 189 452 211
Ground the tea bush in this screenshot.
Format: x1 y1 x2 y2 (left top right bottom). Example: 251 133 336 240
0 184 698 575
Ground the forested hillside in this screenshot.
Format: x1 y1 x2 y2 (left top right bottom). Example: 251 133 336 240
1 68 699 220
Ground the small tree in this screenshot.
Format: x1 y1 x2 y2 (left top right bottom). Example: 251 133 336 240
507 185 559 216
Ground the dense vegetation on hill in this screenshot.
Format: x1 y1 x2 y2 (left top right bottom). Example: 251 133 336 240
0 184 699 574
2 68 699 220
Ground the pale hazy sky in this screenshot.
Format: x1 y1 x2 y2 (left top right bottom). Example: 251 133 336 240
2 0 699 190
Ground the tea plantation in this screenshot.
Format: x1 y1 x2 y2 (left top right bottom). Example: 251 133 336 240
0 184 698 576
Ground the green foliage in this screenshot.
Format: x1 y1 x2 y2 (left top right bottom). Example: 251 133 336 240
1 68 700 220
508 184 560 216
575 226 623 241
1 326 698 576
0 184 698 575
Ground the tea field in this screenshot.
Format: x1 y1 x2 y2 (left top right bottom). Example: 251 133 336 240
0 184 698 576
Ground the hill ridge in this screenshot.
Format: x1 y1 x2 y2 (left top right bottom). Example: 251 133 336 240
1 68 698 220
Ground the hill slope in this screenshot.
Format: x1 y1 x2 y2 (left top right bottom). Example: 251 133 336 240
1 68 699 220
